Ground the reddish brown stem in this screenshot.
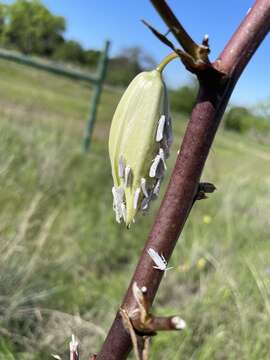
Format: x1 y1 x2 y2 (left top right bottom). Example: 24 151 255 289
96 1 270 359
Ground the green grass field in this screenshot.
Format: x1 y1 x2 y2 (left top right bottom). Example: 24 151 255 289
0 58 270 360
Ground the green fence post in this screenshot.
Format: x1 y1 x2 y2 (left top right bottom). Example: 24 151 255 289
83 40 110 150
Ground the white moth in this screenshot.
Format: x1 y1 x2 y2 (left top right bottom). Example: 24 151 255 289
121 202 127 222
140 178 149 197
147 247 172 275
156 115 166 142
159 148 167 170
112 186 125 223
141 197 150 211
153 179 161 197
124 165 132 187
133 187 141 209
149 154 162 178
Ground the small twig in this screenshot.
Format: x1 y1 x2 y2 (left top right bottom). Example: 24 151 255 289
150 0 210 63
142 19 210 74
142 336 151 360
128 283 186 334
52 335 81 360
70 334 79 360
120 307 152 360
120 308 141 360
142 19 176 51
150 0 199 58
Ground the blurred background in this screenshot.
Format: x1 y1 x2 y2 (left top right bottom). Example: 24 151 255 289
0 0 269 359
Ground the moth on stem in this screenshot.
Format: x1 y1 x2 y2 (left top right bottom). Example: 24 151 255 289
147 247 173 276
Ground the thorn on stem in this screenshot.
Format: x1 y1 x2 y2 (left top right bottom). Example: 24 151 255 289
200 182 216 193
196 192 208 200
141 286 147 294
120 308 141 360
142 336 151 360
126 282 186 335
141 19 176 52
202 34 209 47
164 28 171 37
196 182 216 201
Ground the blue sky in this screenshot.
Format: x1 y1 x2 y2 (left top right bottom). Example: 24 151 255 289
3 0 270 105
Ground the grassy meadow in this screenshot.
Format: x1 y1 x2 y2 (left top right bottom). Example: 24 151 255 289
0 58 270 359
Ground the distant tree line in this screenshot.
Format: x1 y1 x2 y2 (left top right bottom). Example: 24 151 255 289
0 0 153 86
0 0 268 130
0 0 100 67
224 106 269 133
169 83 269 134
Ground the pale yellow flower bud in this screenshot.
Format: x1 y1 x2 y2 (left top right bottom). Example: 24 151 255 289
109 54 178 227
